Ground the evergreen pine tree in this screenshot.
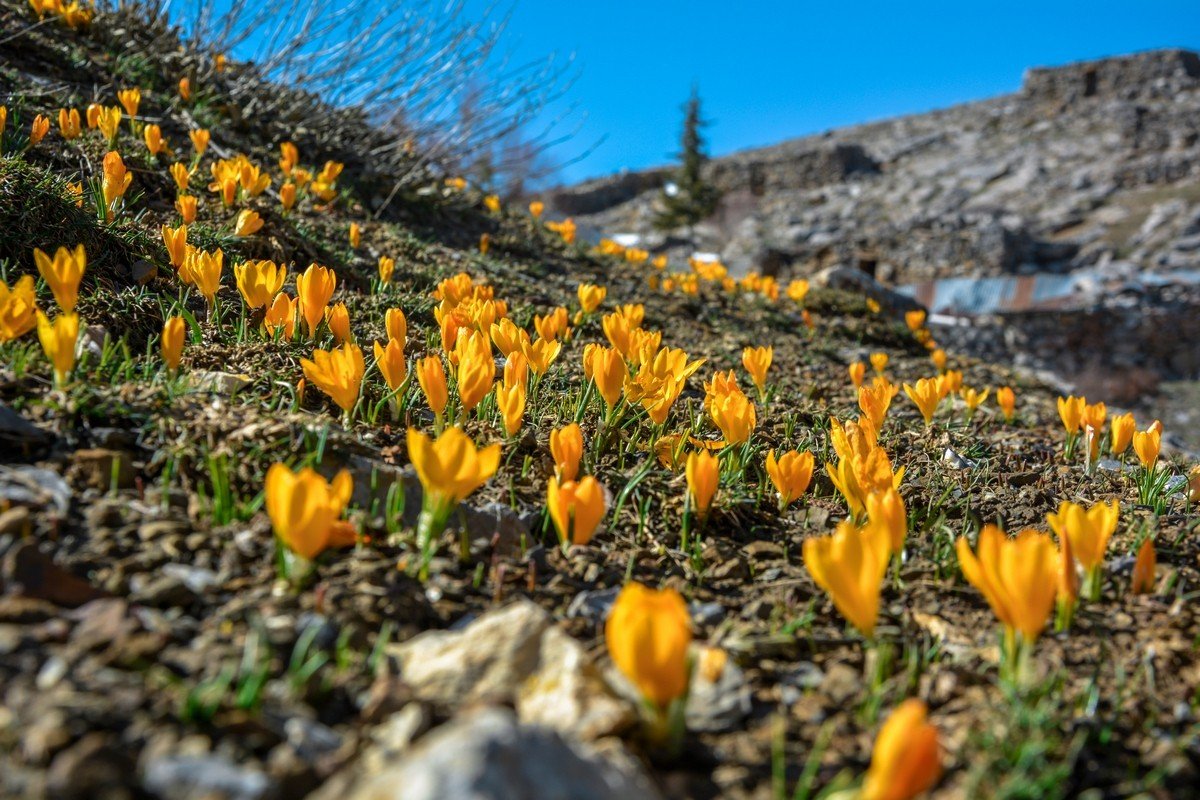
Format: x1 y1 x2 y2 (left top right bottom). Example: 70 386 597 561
654 86 721 231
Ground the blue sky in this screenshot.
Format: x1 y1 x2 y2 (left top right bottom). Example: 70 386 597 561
477 0 1200 184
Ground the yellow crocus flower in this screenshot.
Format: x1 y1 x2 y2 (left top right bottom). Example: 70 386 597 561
547 475 606 547
1057 395 1085 434
455 330 495 414
36 310 79 387
1083 401 1107 434
550 423 583 482
301 342 365 418
577 282 606 313
960 386 989 419
803 520 890 637
385 307 406 345
1131 537 1157 595
1046 499 1119 600
143 123 166 156
848 361 866 388
161 315 185 373
57 107 81 139
587 345 627 409
786 278 809 303
861 699 942 800
521 336 562 375
373 338 407 394
742 345 772 396
905 309 927 332
930 348 947 372
183 247 223 310
1110 412 1136 455
295 264 336 338
161 224 188 269
533 306 569 342
956 525 1058 668
605 582 691 710
685 450 719 521
264 463 357 561
325 302 352 344
866 487 907 554
1132 425 1162 469
264 293 298 340
709 387 756 445
495 379 526 437
996 386 1016 422
233 259 285 309
765 449 814 509
175 195 197 224
903 377 942 427
0 276 38 342
189 128 209 155
487 316 530 357
117 87 141 118
234 209 263 237
858 381 895 430
279 142 298 173
415 355 449 423
101 150 132 219
26 118 48 149
378 256 395 285
407 426 500 512
33 243 85 312
96 106 121 144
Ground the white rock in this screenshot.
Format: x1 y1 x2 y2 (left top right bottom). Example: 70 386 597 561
389 600 635 741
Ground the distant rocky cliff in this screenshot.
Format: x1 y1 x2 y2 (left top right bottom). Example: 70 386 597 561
550 49 1200 284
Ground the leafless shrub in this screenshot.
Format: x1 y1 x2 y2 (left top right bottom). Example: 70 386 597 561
137 0 585 205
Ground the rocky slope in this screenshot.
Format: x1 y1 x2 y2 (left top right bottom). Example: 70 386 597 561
4 8 1200 800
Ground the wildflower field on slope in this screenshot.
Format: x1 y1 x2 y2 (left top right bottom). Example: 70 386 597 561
2 3 1200 799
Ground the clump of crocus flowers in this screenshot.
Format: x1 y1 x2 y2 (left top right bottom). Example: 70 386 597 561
825 417 904 519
